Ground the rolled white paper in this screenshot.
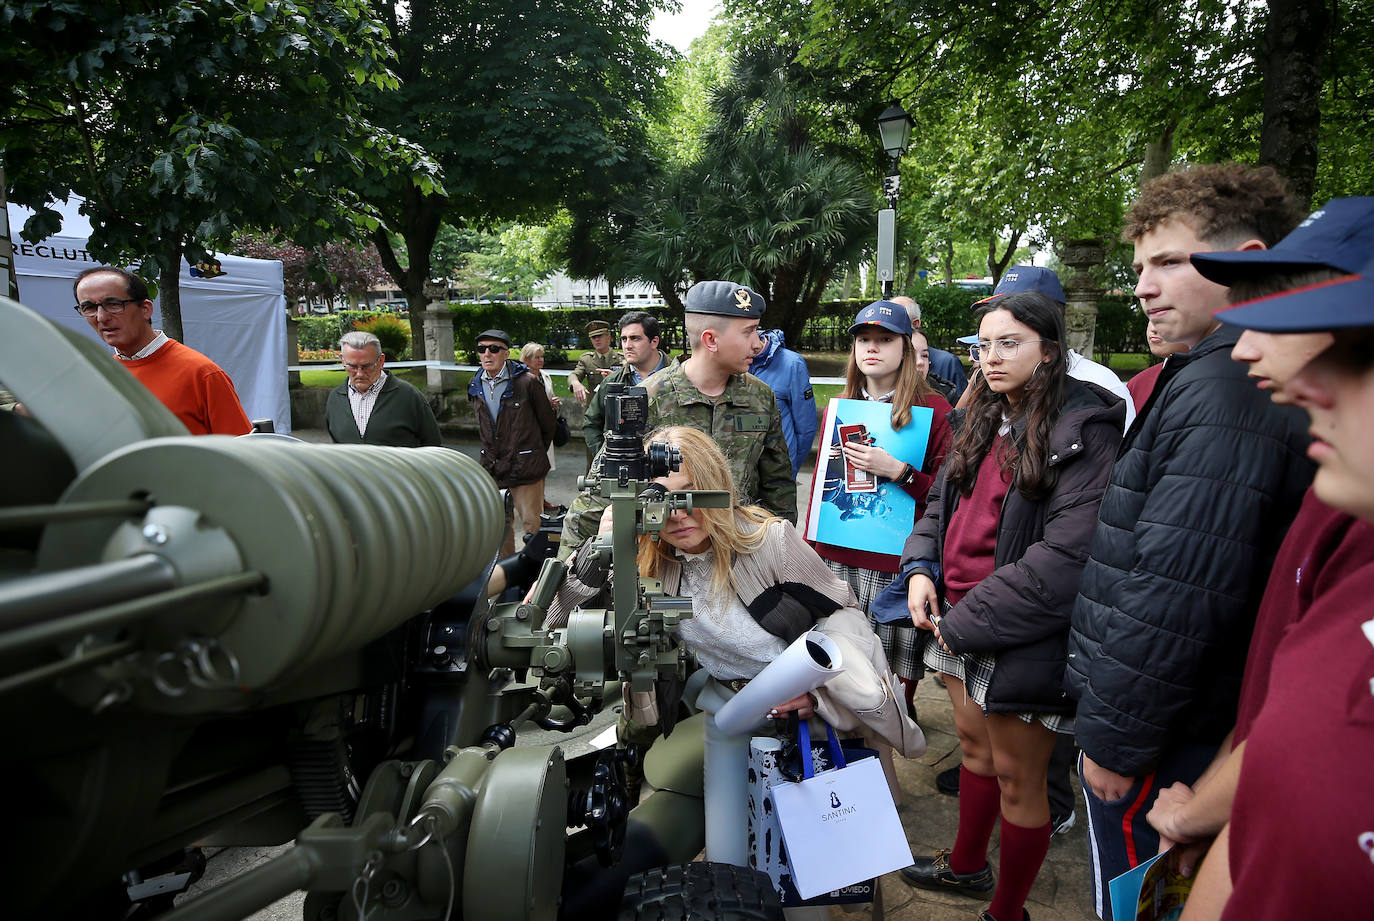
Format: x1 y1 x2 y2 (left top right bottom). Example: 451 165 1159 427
713 630 844 737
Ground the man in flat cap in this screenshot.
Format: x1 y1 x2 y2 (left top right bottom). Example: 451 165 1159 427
556 280 797 560
467 328 556 557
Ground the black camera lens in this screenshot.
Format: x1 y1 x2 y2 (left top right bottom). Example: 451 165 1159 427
644 442 681 479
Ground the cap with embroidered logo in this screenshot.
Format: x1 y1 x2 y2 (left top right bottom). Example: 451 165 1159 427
974 265 1066 307
847 300 914 337
683 280 766 319
1215 252 1374 333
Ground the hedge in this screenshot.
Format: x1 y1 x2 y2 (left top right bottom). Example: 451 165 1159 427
795 287 991 354
296 311 405 353
294 292 1142 365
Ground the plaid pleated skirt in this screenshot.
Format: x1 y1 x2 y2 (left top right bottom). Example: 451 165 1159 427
923 607 1073 736
822 559 924 682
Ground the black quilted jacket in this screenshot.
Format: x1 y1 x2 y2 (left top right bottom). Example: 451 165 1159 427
901 378 1126 715
1066 325 1313 776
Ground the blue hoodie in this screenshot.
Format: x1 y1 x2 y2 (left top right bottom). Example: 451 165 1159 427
749 330 817 477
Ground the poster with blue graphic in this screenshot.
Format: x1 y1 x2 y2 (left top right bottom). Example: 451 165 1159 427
805 398 933 555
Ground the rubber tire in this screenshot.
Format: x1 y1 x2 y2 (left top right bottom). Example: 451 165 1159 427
618 862 783 921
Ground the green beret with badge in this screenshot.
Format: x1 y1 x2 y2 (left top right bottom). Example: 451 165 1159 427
684 280 766 320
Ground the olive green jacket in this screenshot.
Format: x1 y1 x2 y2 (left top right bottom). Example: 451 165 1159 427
568 348 623 395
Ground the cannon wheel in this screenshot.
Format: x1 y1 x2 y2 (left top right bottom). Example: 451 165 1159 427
618 863 783 921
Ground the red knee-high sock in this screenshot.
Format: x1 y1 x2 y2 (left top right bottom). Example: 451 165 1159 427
900 677 918 707
948 766 1001 874
988 815 1051 921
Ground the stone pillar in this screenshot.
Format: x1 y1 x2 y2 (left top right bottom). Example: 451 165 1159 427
422 282 457 394
285 315 302 389
1058 239 1107 360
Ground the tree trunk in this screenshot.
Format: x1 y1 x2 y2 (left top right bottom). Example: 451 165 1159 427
986 230 1022 285
1259 0 1327 210
899 248 922 294
655 279 684 316
1140 123 1177 186
371 189 443 361
158 240 184 343
770 260 810 346
941 239 954 285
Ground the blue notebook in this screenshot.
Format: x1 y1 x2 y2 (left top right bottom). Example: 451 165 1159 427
805 398 932 556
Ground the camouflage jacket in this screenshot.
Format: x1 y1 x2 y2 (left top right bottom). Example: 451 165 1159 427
568 348 623 396
557 364 798 560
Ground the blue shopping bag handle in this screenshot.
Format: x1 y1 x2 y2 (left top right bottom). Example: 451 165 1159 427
797 719 847 778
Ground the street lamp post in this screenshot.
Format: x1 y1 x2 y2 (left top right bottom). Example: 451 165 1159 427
875 103 913 300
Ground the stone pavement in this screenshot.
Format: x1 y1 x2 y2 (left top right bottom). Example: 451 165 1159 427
851 675 1098 921
268 431 1103 921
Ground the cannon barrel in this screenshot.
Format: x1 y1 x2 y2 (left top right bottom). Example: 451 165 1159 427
1 437 504 714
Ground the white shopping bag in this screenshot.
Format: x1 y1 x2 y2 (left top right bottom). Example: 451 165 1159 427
772 721 913 899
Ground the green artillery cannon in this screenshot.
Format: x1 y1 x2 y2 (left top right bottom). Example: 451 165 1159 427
0 298 774 921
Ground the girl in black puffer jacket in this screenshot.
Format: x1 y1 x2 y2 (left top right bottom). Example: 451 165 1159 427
895 292 1124 921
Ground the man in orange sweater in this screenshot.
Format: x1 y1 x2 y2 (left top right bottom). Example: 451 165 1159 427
75 266 252 435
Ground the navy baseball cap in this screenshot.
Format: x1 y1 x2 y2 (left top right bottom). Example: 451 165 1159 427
1192 197 1374 286
684 280 765 319
974 265 1066 306
848 300 914 336
1215 253 1374 333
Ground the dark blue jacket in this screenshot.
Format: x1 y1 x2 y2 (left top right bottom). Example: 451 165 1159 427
749 330 817 477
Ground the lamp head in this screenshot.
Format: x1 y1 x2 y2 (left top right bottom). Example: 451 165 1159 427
877 103 913 159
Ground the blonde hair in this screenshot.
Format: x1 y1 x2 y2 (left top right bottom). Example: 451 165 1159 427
520 342 544 364
636 425 778 598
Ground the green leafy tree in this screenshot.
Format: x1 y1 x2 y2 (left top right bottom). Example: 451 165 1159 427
648 23 736 165
625 42 876 341
448 223 557 302
2 0 436 342
359 0 671 357
231 233 389 309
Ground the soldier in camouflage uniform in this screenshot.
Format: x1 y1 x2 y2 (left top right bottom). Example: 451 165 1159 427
556 281 798 560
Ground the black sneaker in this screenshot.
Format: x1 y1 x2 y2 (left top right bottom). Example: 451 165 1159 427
898 848 994 895
977 909 1029 921
936 764 961 796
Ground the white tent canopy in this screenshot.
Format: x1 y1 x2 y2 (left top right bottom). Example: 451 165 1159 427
7 201 290 433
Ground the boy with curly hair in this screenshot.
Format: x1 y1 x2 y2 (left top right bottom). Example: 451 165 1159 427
1065 163 1314 919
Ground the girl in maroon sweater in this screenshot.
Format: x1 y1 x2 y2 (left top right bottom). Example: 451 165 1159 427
897 292 1123 921
809 302 952 708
